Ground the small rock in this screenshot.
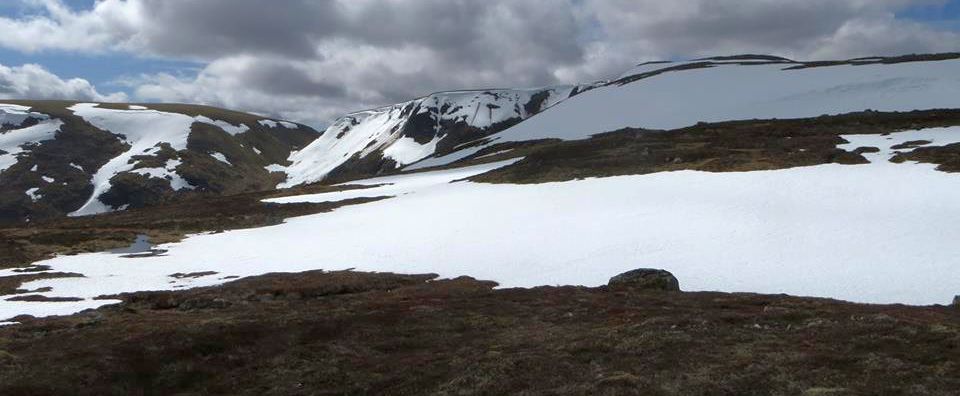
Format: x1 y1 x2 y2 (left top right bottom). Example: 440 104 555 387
608 268 680 292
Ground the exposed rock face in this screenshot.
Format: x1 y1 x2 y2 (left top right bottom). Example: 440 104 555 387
953 295 959 308
608 268 680 292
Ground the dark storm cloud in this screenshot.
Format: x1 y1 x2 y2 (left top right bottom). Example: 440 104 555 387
134 0 342 59
242 61 346 98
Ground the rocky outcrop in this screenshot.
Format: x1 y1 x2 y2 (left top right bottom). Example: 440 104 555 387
608 268 680 291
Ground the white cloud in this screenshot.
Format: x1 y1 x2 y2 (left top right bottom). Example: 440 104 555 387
809 13 960 59
0 0 142 53
0 0 957 125
0 63 127 102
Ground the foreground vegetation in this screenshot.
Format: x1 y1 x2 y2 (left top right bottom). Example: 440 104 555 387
1 270 957 395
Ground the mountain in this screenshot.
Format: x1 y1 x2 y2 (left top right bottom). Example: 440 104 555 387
0 101 318 222
408 53 960 169
280 85 595 186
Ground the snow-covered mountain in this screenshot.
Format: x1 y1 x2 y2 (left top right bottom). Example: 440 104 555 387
0 101 318 222
280 85 594 186
411 54 960 168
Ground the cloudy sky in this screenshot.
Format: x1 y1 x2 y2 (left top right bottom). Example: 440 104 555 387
0 0 958 127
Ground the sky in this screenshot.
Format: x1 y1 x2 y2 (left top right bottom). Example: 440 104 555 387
0 0 958 127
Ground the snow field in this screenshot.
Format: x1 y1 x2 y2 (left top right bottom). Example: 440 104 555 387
3 128 960 322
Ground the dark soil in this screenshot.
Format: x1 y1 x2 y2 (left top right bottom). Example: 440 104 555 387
0 272 83 295
0 270 957 395
891 140 933 150
5 294 82 302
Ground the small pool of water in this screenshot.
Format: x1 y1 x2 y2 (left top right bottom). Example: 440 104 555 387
109 234 168 257
109 234 154 254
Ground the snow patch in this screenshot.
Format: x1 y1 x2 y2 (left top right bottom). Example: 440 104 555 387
210 152 232 166
838 128 960 162
264 164 285 173
281 106 411 188
259 119 298 129
382 136 441 165
24 187 41 201
0 103 48 128
0 119 63 172
267 159 520 205
129 159 193 191
195 115 250 136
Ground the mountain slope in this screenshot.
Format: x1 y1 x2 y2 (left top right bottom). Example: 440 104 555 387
280 85 594 186
0 101 319 222
409 54 960 168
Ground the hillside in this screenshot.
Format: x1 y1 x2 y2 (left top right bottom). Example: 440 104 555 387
410 54 960 169
0 101 319 222
280 85 595 186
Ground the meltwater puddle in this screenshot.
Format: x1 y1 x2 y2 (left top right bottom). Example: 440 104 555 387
109 234 169 258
